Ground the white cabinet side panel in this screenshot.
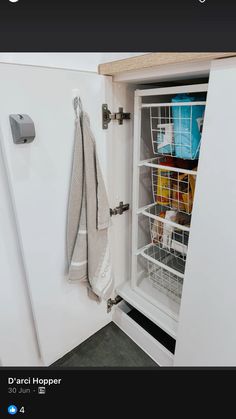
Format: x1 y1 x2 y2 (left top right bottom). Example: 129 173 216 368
174 57 236 366
109 83 134 290
0 63 112 365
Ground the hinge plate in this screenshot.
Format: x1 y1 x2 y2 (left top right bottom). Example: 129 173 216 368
110 201 130 217
107 295 123 313
102 104 131 129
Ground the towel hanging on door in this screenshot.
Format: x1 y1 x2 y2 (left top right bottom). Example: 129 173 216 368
67 97 113 300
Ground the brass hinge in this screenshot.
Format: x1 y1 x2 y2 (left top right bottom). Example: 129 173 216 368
102 104 131 129
107 295 123 313
110 201 130 217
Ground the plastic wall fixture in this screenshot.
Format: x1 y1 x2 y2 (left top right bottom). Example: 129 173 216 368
9 114 36 144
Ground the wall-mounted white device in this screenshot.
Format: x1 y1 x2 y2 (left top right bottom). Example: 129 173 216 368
9 114 36 144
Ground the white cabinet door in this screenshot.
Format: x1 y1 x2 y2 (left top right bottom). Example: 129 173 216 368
0 135 41 366
174 57 236 366
0 63 115 365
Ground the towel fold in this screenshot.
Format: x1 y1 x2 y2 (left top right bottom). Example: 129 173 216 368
67 99 113 300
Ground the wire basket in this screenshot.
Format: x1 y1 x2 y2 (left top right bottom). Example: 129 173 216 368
150 101 205 160
143 245 183 303
146 204 190 261
152 165 197 215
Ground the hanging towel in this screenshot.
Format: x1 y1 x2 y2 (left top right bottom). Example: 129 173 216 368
67 97 113 300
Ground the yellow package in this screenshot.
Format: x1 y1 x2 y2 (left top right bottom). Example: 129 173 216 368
156 169 171 206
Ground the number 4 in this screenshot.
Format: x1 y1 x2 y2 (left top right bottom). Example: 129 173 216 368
20 406 25 413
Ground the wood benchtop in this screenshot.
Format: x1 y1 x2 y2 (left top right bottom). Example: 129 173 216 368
98 53 236 76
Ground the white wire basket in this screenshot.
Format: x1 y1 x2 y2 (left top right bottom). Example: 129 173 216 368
150 101 206 160
151 164 197 215
142 244 183 304
142 204 190 260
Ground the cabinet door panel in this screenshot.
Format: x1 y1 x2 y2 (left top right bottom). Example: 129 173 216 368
174 57 236 366
0 63 112 365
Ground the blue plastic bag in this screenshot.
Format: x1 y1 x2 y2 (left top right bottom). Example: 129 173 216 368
171 94 205 159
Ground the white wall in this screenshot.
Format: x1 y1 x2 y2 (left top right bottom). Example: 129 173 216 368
0 53 145 73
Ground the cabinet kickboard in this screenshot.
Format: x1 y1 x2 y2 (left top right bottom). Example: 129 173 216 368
127 308 176 354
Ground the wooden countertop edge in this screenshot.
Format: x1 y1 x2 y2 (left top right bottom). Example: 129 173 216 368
98 53 236 76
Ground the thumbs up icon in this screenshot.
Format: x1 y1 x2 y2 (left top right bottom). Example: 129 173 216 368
8 405 18 415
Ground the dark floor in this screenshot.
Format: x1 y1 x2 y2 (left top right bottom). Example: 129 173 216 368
52 322 158 367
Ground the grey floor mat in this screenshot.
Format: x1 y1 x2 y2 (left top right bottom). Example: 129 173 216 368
52 322 158 367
